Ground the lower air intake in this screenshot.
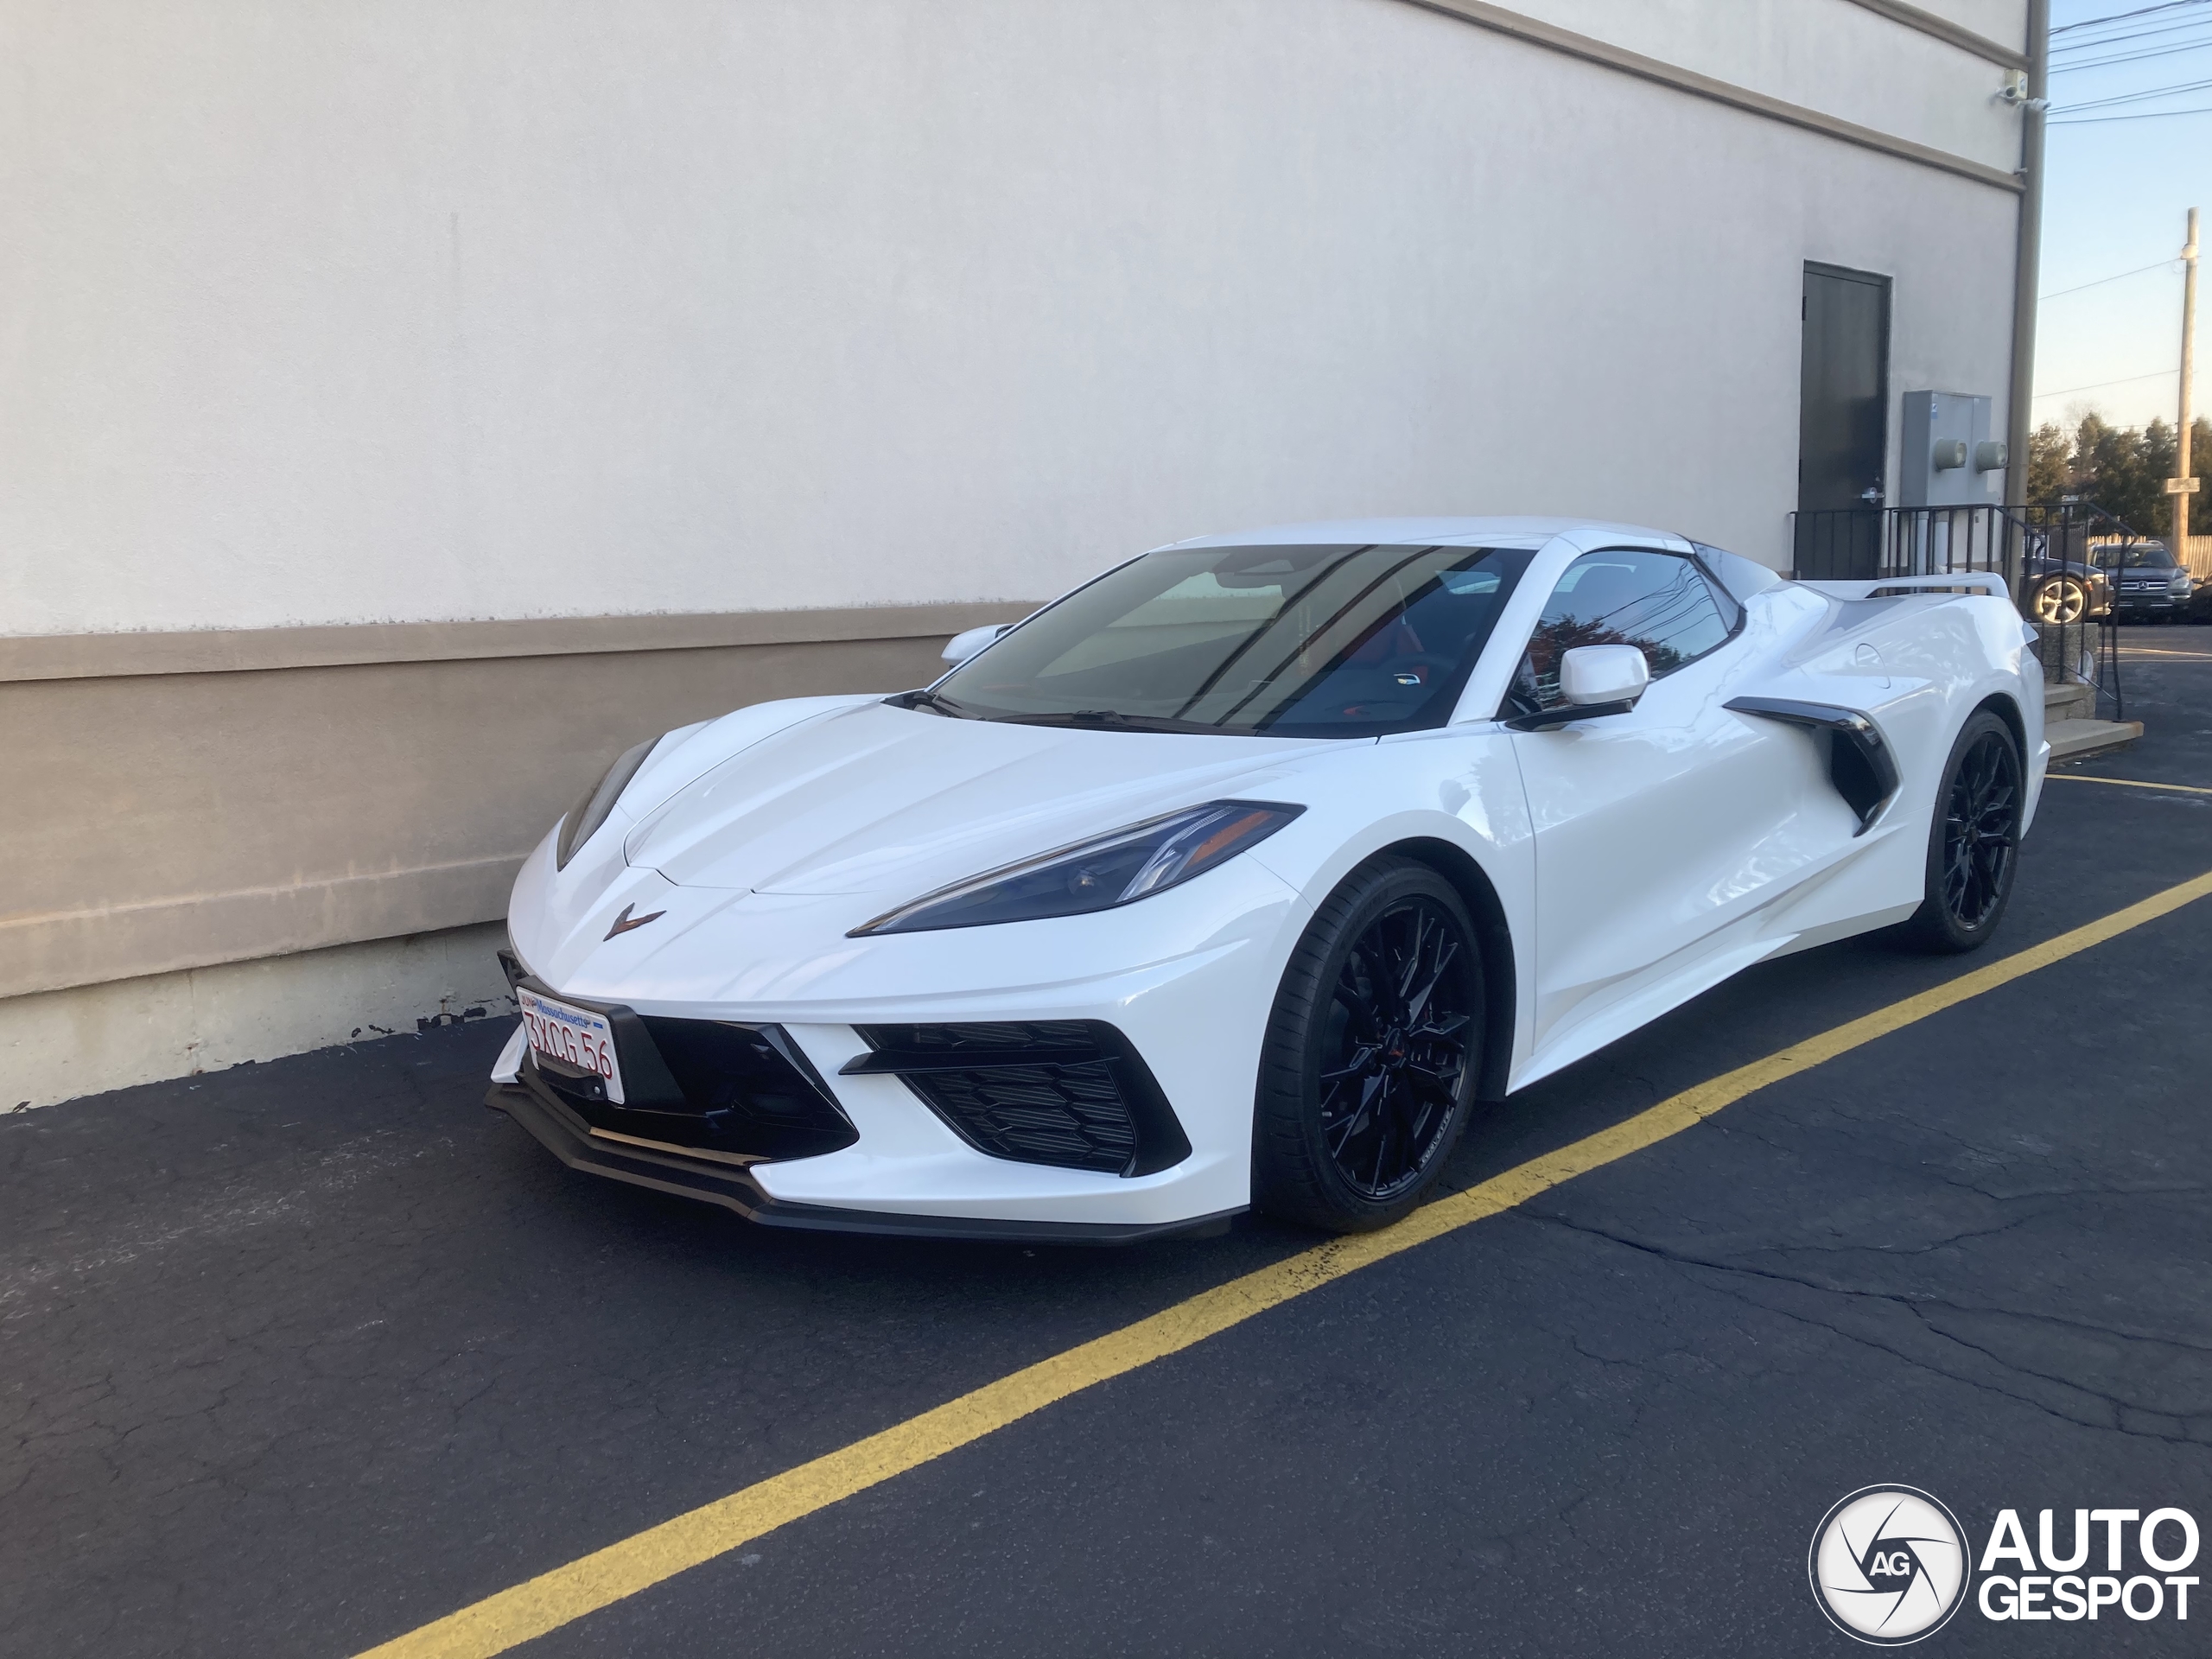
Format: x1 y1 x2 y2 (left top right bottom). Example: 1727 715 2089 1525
845 1021 1191 1178
500 951 855 1161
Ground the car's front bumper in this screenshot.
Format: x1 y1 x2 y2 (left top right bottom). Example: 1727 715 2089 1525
485 1070 1238 1243
492 844 1309 1235
2114 591 2190 616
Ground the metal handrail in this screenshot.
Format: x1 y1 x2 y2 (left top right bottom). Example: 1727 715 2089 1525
1787 502 2127 721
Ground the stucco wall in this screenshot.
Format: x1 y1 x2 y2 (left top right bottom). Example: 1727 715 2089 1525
1510 0 2024 167
3 0 2029 639
1923 0 2031 52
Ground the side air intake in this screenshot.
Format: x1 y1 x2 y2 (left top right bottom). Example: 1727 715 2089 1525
1725 696 1902 835
842 1021 1192 1177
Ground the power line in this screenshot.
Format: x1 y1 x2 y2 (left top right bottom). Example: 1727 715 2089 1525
2051 101 2212 119
2055 19 2212 54
2042 259 2179 296
2053 35 2212 70
2053 0 2212 36
2055 20 2212 54
2050 73 2212 111
2034 368 2179 398
2059 73 2212 105
2053 11 2212 48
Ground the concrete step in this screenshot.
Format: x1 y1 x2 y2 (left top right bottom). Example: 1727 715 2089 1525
2044 677 2096 724
2046 718 2143 760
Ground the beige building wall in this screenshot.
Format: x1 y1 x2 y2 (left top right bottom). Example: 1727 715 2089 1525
1 0 2036 1106
1 924 514 1114
0 609 1024 1107
0 607 1023 1001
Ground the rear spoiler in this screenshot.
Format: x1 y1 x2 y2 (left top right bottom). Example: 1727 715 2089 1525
1796 573 2011 601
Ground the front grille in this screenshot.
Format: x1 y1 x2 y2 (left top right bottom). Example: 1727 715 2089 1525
635 1018 859 1160
502 952 855 1161
845 1021 1191 1178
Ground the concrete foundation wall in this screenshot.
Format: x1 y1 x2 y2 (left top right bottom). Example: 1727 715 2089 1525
3 924 511 1112
0 609 1021 1002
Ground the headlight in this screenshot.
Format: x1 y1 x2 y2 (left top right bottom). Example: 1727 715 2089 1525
849 800 1305 936
2172 571 2193 593
555 737 658 869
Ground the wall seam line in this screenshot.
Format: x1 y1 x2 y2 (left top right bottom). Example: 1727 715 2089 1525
0 601 1046 684
1836 0 2029 71
1391 0 2026 192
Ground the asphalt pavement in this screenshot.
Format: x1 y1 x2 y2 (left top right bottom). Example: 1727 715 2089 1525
4 627 2207 1658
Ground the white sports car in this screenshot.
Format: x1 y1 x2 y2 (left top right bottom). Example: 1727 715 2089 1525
488 518 2044 1240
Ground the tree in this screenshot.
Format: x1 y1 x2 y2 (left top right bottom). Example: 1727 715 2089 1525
2020 413 2212 535
2025 422 2069 505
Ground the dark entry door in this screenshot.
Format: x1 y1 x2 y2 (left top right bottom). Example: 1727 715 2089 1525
1796 264 1891 577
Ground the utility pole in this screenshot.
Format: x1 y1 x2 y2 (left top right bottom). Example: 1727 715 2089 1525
2005 0 2050 509
2172 207 2201 553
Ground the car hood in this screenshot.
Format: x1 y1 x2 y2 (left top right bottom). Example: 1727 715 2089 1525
620 699 1331 898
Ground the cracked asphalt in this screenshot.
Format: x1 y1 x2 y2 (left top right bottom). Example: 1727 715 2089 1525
4 628 2208 1658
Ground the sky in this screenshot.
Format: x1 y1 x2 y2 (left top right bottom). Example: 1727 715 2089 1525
2035 0 2212 432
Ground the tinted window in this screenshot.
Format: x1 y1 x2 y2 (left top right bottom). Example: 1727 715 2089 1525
929 543 1535 737
1686 542 1757 622
1505 549 1732 715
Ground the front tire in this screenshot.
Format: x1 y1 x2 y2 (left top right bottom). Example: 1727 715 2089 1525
1894 709 2024 954
1253 858 1483 1232
2031 576 2087 626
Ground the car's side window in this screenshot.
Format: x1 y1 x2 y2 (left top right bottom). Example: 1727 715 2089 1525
1686 543 1747 632
1505 548 1734 715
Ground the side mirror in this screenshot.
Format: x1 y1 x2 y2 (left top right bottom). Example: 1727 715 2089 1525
1502 645 1649 731
1559 644 1649 708
942 623 1012 665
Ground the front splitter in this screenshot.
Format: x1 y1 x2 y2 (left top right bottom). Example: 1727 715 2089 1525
486 1078 1239 1245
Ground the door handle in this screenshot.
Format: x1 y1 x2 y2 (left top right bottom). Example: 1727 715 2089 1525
1859 486 1883 505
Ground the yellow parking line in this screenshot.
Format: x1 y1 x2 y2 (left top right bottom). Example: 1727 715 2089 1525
2048 774 2212 797
353 867 2212 1659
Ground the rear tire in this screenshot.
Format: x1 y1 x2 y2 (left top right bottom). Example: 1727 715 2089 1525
1892 709 2024 955
1253 858 1484 1232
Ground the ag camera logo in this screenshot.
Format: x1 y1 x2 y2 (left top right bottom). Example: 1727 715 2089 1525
1808 1485 1970 1644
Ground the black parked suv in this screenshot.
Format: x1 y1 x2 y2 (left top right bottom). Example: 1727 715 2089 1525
2092 541 2199 622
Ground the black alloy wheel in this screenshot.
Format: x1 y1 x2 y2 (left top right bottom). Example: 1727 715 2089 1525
1254 858 1484 1231
1896 709 2023 954
1940 731 2021 926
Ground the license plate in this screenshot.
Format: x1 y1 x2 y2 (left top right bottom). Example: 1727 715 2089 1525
518 987 626 1104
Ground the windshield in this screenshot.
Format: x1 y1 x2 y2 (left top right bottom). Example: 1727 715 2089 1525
927 543 1536 737
2094 543 2176 568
